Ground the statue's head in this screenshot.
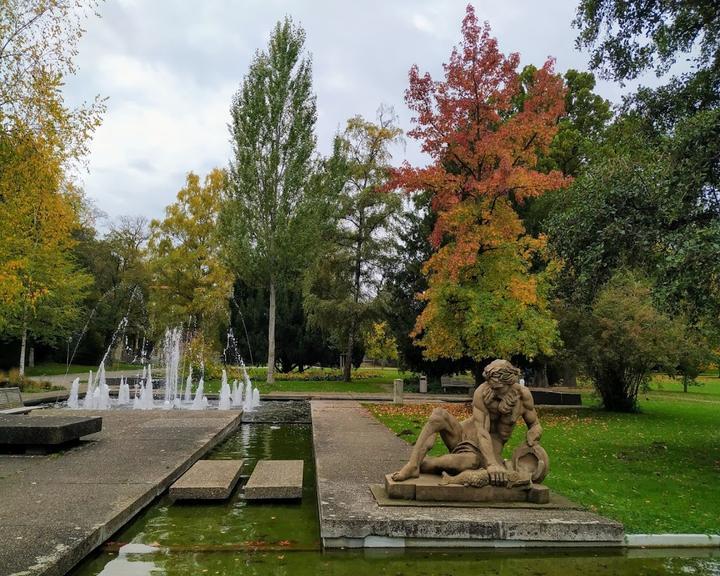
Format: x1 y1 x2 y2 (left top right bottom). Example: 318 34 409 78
483 359 521 395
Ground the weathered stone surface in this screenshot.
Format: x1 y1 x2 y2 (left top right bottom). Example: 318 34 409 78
0 409 241 576
312 400 624 547
385 473 547 503
0 414 102 446
169 459 244 500
370 484 577 509
244 459 303 500
0 386 22 409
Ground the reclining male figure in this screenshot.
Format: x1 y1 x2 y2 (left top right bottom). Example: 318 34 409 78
391 359 542 487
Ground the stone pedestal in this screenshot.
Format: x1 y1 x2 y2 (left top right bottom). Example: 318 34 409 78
384 473 550 504
393 379 404 404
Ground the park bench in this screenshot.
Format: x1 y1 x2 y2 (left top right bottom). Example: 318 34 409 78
440 375 476 395
0 387 38 414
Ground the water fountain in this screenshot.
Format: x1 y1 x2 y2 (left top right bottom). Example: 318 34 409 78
218 370 232 410
67 377 80 409
65 324 261 412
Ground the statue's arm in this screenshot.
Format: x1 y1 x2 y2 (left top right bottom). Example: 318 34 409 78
520 387 543 446
472 387 503 468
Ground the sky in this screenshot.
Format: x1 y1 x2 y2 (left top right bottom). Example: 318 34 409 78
62 0 670 227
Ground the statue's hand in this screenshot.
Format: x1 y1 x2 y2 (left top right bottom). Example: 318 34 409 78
486 464 507 486
481 386 495 405
526 426 541 447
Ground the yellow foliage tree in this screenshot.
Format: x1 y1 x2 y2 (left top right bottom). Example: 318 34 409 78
0 1 103 374
148 169 233 343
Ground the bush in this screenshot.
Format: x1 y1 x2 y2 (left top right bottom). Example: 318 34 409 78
0 369 55 392
577 271 684 411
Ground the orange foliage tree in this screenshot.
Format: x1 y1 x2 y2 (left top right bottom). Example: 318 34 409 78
393 6 571 366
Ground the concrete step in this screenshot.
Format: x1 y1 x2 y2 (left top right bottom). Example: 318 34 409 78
244 459 303 500
169 459 244 500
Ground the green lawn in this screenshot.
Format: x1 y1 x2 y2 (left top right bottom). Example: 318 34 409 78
201 367 407 394
649 373 720 397
367 396 720 534
24 362 139 377
204 379 391 394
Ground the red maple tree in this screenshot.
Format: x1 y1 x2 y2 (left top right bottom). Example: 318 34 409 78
395 5 570 277
393 5 571 361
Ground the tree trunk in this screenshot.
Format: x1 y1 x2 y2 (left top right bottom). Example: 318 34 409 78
19 324 28 378
346 218 363 383
267 280 276 384
532 363 549 388
29 346 35 368
344 329 354 382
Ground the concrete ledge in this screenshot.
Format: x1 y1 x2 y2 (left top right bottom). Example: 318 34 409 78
324 536 628 548
0 414 102 446
169 459 244 500
625 534 720 548
245 459 303 500
0 410 242 576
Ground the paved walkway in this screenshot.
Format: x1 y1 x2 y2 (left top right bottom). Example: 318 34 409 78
0 409 241 576
311 400 623 548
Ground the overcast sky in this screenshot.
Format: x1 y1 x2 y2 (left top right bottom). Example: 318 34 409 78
62 0 670 227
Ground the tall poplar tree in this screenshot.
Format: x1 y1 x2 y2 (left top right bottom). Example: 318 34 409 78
225 17 317 383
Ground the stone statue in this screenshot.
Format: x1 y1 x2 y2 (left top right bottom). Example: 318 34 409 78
391 359 547 488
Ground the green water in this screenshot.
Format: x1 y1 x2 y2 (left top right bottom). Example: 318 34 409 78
71 422 720 576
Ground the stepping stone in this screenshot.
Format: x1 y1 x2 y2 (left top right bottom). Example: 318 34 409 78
169 459 244 500
244 459 303 500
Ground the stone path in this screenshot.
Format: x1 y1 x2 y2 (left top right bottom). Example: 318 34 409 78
311 400 624 548
0 409 241 576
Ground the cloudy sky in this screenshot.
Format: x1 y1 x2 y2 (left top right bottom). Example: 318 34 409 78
62 0 668 226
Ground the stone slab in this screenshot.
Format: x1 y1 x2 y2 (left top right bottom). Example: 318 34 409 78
384 473 549 504
0 409 241 576
169 459 244 500
0 414 102 446
244 459 303 500
0 386 23 409
311 400 624 547
370 484 582 509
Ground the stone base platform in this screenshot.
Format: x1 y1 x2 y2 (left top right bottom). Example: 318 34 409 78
0 409 241 576
169 459 244 500
245 459 304 500
0 414 102 452
384 473 550 503
312 400 624 548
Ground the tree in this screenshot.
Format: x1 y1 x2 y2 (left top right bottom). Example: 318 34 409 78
71 215 150 364
575 271 685 411
1 0 104 165
304 109 402 381
365 321 398 366
148 169 232 342
0 128 93 374
0 1 104 374
384 191 472 381
392 6 569 376
575 0 719 129
225 17 317 384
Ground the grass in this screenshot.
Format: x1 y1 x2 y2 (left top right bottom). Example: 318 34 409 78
648 373 720 397
366 395 720 534
24 362 139 377
201 367 407 394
